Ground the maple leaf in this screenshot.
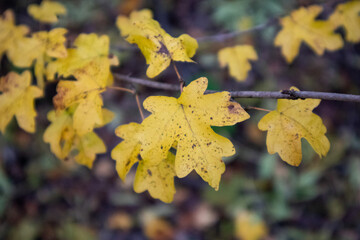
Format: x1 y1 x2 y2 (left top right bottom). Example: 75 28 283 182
46 33 118 82
116 9 198 78
274 5 343 63
0 10 42 67
32 28 68 88
111 123 176 203
258 87 330 166
218 45 258 82
43 110 74 159
0 71 43 133
43 108 113 167
139 77 250 189
329 1 360 43
28 1 66 24
53 60 110 135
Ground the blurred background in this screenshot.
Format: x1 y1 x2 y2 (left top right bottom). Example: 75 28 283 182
1 0 360 239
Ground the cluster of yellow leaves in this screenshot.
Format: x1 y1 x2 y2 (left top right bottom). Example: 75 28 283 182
116 9 198 78
218 45 258 82
111 77 249 202
28 1 66 24
0 72 43 133
43 33 119 165
219 2 360 81
258 87 330 166
50 33 118 135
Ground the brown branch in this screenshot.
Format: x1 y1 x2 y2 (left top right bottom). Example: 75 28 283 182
114 73 360 103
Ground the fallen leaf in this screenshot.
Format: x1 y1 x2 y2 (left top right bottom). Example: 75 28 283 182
258 87 330 166
235 211 267 240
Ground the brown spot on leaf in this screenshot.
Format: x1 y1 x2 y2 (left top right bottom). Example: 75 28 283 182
147 169 152 176
157 41 170 56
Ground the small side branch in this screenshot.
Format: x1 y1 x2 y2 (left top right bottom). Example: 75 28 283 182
196 19 277 43
114 73 360 103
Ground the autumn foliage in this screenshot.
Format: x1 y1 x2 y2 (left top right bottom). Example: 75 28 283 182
0 0 359 206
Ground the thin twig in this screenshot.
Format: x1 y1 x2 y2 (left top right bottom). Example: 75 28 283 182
196 18 278 43
172 62 184 92
244 106 271 112
107 85 145 120
114 73 360 103
135 93 145 120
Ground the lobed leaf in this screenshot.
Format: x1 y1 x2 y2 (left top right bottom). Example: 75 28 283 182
258 87 330 166
116 9 198 78
274 5 343 63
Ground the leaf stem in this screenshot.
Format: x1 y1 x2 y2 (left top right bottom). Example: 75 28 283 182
107 86 145 121
172 62 184 92
244 106 271 112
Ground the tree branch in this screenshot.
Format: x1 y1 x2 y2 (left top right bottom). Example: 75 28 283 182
196 18 278 43
114 73 360 103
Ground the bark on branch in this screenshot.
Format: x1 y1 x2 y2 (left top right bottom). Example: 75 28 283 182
114 73 360 103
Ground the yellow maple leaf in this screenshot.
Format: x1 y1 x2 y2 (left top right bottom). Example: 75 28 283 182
274 5 343 63
139 77 250 190
47 33 118 83
43 108 113 167
43 110 74 159
111 123 176 203
258 87 330 166
329 1 360 43
53 60 110 135
32 28 68 88
0 10 42 67
218 45 258 82
75 131 107 168
235 211 268 240
116 9 198 78
0 71 43 133
28 1 66 24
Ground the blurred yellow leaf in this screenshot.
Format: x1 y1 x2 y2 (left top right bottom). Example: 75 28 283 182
218 45 258 82
111 123 176 203
274 5 343 63
116 9 198 78
144 218 174 240
329 1 360 43
0 10 42 67
47 33 118 83
43 109 111 167
0 71 43 133
53 60 110 135
235 211 267 240
107 212 133 231
33 28 68 88
258 87 330 166
43 110 74 159
139 77 249 189
28 1 66 24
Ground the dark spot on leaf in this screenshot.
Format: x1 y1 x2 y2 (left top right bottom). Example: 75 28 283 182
147 169 152 176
